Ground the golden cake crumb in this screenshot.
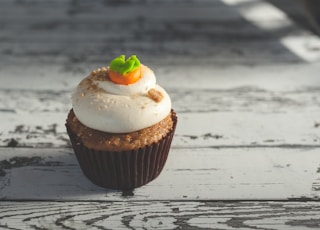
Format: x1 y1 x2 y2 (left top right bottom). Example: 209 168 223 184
66 109 175 151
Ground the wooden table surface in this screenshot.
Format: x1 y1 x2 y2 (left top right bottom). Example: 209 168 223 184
1 0 320 229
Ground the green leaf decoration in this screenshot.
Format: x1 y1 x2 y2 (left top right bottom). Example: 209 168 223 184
109 55 140 75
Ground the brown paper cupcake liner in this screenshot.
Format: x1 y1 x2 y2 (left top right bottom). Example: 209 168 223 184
66 111 177 190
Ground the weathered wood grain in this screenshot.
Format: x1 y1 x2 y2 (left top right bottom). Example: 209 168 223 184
1 110 319 148
2 85 320 113
1 62 320 92
1 0 320 227
1 0 320 72
1 201 320 230
1 83 319 148
0 147 319 201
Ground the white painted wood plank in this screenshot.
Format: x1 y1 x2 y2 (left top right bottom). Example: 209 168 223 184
0 2 238 22
1 68 320 150
1 84 320 114
1 201 320 230
1 63 320 91
1 0 320 74
0 65 320 148
0 147 319 201
1 110 319 148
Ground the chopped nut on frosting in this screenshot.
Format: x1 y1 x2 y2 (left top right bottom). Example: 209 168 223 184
148 88 163 103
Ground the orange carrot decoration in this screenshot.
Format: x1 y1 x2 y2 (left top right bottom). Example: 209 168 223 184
109 55 141 85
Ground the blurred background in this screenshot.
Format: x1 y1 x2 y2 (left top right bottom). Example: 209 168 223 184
1 0 319 72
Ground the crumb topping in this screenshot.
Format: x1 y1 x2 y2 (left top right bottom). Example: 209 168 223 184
90 67 109 81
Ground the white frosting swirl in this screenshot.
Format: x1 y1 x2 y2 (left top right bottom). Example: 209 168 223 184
72 65 171 133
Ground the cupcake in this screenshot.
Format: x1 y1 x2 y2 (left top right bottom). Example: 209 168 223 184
66 55 177 189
